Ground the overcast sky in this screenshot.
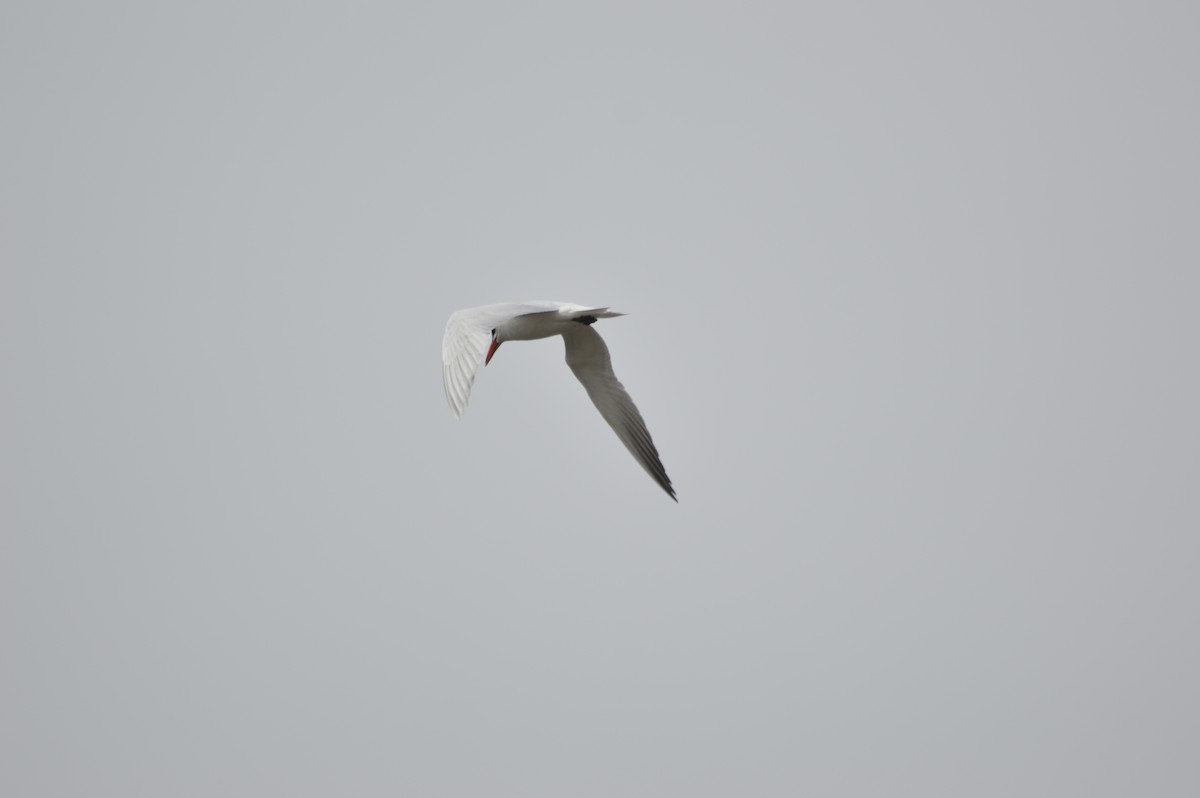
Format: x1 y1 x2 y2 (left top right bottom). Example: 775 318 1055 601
3 2 1198 796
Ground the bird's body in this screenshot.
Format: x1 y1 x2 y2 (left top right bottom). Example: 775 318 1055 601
442 301 676 501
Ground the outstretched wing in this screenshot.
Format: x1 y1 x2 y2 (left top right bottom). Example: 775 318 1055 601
441 302 620 417
441 307 502 417
563 326 676 501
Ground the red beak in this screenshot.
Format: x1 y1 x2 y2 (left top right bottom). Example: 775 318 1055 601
485 336 501 365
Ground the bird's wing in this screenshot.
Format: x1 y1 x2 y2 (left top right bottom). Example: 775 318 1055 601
563 326 676 501
442 303 576 416
441 305 519 417
442 312 489 418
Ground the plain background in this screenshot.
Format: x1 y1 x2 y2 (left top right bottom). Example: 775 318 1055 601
3 2 1197 796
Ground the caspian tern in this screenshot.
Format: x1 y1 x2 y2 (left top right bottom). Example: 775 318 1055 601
442 301 676 501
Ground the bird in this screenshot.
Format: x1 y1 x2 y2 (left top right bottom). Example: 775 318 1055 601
442 301 676 501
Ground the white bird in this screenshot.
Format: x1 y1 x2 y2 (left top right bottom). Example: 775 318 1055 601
442 301 676 501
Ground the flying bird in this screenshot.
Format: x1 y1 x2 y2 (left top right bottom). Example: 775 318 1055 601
442 301 676 501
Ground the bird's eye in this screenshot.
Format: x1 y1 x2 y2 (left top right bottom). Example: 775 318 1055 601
490 328 496 335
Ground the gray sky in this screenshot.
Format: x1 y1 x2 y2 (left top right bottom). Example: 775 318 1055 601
3 2 1198 796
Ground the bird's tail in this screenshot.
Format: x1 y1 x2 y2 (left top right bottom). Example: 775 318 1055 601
573 307 625 319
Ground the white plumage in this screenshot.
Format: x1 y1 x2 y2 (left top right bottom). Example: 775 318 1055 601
442 301 676 501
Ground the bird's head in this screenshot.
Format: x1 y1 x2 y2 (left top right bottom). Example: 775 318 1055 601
485 328 502 365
